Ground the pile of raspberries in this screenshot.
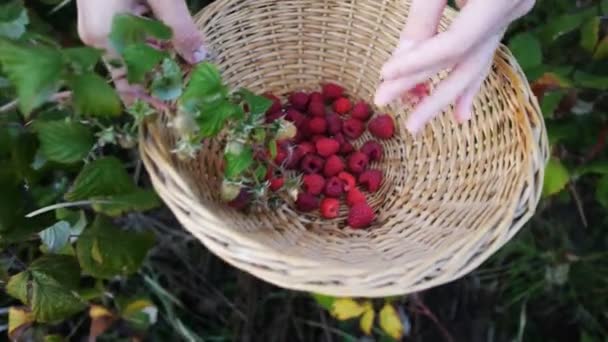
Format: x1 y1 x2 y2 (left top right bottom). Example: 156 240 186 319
264 83 395 229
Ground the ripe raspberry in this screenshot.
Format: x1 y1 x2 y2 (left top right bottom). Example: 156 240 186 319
315 138 340 157
303 174 326 195
346 188 367 207
285 109 306 127
269 177 285 191
301 154 325 174
333 97 352 115
311 135 325 144
324 176 344 198
326 113 343 135
310 91 324 104
274 149 288 165
228 189 252 210
296 142 316 157
289 92 310 111
322 82 344 101
308 117 327 135
324 155 345 177
338 171 356 192
343 118 365 139
296 192 320 212
360 141 383 161
368 114 395 139
320 198 340 219
264 93 282 115
348 152 369 174
358 169 383 192
351 100 372 121
347 202 375 229
334 133 355 155
308 101 326 117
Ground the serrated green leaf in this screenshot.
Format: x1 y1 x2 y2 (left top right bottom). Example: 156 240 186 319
0 1 28 39
123 43 167 84
109 14 172 54
541 90 565 119
151 58 183 101
92 189 161 217
237 88 272 119
29 255 80 289
542 158 570 197
180 62 226 111
197 102 240 138
65 157 137 201
76 216 155 279
580 17 600 53
574 71 608 90
70 73 122 117
508 33 542 70
62 47 102 73
39 221 71 253
0 39 63 116
224 146 254 179
538 12 592 43
35 120 94 164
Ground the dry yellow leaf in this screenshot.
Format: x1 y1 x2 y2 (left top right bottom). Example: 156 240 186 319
8 306 34 340
89 305 113 319
359 301 375 335
330 298 365 320
379 303 403 340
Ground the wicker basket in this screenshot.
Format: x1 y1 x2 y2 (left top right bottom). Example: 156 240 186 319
139 0 549 297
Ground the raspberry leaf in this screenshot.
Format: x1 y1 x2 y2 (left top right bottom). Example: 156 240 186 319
35 120 95 164
70 73 122 117
65 157 137 201
224 146 254 179
151 58 183 101
236 88 272 120
123 43 167 84
108 14 172 54
0 0 28 40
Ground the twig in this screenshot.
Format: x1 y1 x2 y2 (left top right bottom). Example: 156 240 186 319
411 294 454 342
25 200 113 218
319 309 334 342
568 182 588 228
0 91 72 114
584 123 608 162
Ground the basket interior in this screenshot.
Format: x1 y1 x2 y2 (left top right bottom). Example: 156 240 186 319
144 0 534 290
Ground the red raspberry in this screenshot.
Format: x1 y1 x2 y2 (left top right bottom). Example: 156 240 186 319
285 109 306 127
296 192 319 212
368 114 395 139
324 176 344 198
326 113 343 135
228 189 252 210
347 202 375 229
308 101 326 117
351 100 371 121
316 137 340 157
346 188 367 207
358 169 383 192
360 141 383 162
303 174 326 195
308 117 327 135
275 149 288 165
338 171 356 192
333 97 352 115
264 93 282 115
289 92 310 111
310 91 324 104
322 82 344 101
301 154 325 174
265 165 274 180
296 142 316 156
335 133 355 155
320 198 340 219
323 155 345 177
311 135 325 144
343 118 365 139
269 177 285 191
348 152 369 174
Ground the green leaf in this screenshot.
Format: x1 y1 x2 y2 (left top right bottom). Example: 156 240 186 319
542 158 570 197
575 160 608 176
65 157 137 201
180 62 226 111
151 58 183 101
312 293 335 310
197 102 240 138
70 73 122 117
224 146 254 179
538 12 593 43
109 14 172 54
593 36 608 60
580 17 600 53
76 216 155 279
0 39 63 116
596 175 608 208
237 88 272 119
120 298 158 331
35 120 94 164
541 90 565 119
0 1 28 39
6 255 85 323
38 221 71 253
268 139 278 159
508 33 542 70
62 47 102 73
574 71 608 90
123 43 167 84
92 189 161 217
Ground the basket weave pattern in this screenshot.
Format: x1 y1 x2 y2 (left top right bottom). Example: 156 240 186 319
140 0 549 297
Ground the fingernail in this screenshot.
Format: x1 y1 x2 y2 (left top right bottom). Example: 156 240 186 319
193 45 210 63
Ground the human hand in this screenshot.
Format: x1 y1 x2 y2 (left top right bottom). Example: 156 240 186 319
76 0 209 103
374 0 535 134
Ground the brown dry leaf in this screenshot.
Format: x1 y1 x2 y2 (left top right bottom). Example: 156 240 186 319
8 306 34 340
89 305 116 341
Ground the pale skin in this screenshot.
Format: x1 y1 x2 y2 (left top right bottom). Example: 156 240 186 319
76 0 535 133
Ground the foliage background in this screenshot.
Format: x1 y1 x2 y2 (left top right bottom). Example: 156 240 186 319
1 0 607 341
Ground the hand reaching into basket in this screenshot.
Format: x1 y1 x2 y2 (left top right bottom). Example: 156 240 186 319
76 0 208 104
375 0 535 134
